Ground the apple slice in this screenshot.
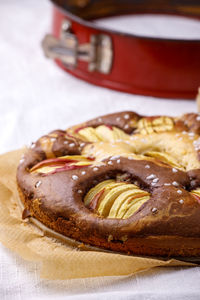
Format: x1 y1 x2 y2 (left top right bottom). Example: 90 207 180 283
114 191 149 219
84 181 125 208
95 125 129 142
98 184 138 217
88 188 106 211
144 151 182 169
31 155 92 172
95 125 115 142
84 180 114 207
137 118 154 134
191 188 200 197
32 164 87 175
108 188 146 218
31 155 92 175
191 188 200 204
137 117 174 135
32 165 62 174
84 179 150 219
151 116 174 132
122 196 150 219
112 127 130 140
76 125 129 143
78 127 102 142
74 161 93 166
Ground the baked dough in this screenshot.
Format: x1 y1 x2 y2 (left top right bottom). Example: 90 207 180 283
17 111 200 257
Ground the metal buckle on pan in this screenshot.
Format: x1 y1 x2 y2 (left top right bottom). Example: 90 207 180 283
42 20 113 74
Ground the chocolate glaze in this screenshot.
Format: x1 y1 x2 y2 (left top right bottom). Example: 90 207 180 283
17 111 200 257
177 113 200 134
85 111 141 134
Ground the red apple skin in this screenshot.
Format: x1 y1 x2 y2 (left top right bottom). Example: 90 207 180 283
105 125 113 131
88 188 105 211
192 194 200 204
42 163 92 176
31 158 78 172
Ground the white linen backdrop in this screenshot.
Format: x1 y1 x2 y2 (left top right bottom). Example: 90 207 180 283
0 1 200 299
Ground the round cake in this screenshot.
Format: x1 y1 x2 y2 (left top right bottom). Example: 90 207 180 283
17 111 200 257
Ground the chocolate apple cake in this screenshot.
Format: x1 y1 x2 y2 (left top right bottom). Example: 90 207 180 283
17 111 200 257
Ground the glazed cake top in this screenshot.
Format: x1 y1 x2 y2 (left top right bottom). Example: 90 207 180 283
17 111 200 241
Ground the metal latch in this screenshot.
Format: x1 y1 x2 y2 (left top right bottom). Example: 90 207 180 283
42 20 113 74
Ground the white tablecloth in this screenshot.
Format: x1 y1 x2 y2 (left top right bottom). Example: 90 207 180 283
0 1 200 299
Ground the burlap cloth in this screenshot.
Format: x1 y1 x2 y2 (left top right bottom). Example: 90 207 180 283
0 149 195 280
